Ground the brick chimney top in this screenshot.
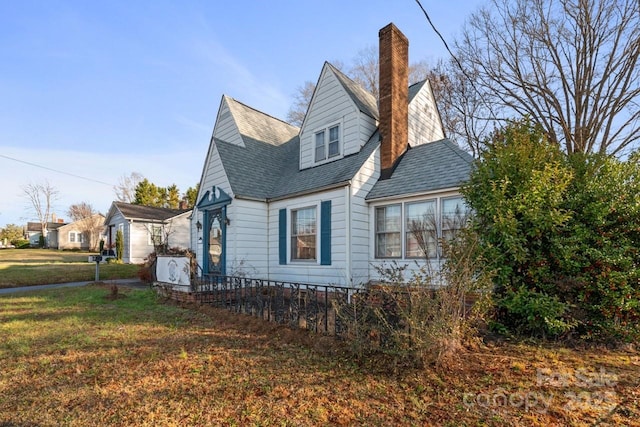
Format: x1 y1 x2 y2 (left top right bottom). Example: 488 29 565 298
378 23 409 179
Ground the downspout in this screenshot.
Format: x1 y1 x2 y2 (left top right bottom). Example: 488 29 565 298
266 202 270 280
345 184 352 286
128 219 133 264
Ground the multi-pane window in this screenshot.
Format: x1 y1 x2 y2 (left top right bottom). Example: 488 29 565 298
405 200 437 258
375 204 401 258
291 207 316 260
315 131 326 161
328 125 340 157
69 232 84 243
314 124 340 162
374 197 469 259
149 225 163 246
441 197 469 243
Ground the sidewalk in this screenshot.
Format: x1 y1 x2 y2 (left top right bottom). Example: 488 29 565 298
0 278 148 295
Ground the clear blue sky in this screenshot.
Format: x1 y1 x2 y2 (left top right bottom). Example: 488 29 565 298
0 0 485 227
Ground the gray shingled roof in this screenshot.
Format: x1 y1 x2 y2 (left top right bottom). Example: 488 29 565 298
327 63 379 121
408 80 426 103
366 139 474 200
227 97 298 146
216 131 380 201
114 202 190 221
270 132 380 200
214 71 470 202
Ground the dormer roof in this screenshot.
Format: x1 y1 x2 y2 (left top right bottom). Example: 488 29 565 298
326 63 379 121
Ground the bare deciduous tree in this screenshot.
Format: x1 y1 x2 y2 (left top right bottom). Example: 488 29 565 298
145 221 174 255
114 172 143 203
67 202 104 251
286 48 435 127
456 0 640 155
22 181 58 245
428 60 497 157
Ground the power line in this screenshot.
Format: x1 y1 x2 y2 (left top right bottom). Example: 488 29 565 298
414 0 499 119
0 154 114 186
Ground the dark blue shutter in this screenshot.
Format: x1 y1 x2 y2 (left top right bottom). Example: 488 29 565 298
278 208 287 265
320 201 331 265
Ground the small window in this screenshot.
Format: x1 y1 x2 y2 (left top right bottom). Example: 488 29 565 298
77 233 84 243
314 124 340 162
442 197 469 243
315 131 326 162
328 125 340 157
291 207 316 260
69 232 76 243
149 225 163 246
375 204 401 258
405 200 437 258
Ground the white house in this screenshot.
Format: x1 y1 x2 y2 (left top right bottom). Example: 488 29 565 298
104 202 191 264
190 23 473 286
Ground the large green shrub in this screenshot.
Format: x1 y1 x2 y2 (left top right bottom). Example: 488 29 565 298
464 119 640 340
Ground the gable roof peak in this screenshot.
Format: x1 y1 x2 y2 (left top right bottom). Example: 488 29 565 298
322 62 379 121
224 95 299 146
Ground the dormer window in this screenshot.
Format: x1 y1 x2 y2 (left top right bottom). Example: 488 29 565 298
314 124 341 163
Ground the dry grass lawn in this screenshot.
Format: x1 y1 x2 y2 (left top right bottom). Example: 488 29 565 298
0 249 138 288
0 285 638 426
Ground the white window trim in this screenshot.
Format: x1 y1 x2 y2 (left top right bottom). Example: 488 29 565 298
287 201 321 264
313 120 343 165
374 203 403 259
148 224 164 246
371 192 467 261
68 231 84 244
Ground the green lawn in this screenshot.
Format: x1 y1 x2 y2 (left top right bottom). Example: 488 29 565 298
0 248 139 288
0 285 637 426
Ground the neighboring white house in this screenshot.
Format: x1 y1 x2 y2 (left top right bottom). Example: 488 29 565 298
104 202 192 264
190 23 473 286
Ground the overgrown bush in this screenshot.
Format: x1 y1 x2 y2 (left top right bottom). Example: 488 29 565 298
335 229 493 368
464 119 640 341
12 239 30 249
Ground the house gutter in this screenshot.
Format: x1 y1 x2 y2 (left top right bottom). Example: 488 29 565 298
128 219 133 264
266 181 351 203
365 186 462 203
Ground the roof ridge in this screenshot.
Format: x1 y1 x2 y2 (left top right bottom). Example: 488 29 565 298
226 96 299 131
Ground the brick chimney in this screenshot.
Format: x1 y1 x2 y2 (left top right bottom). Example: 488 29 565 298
378 23 409 179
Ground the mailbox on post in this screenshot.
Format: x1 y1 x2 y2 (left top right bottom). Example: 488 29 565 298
92 255 102 281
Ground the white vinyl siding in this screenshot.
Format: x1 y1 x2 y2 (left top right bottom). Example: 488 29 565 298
226 199 269 277
300 65 377 170
212 96 245 147
349 147 380 285
268 188 346 285
408 81 445 147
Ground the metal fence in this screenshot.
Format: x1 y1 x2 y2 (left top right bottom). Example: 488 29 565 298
192 275 363 337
